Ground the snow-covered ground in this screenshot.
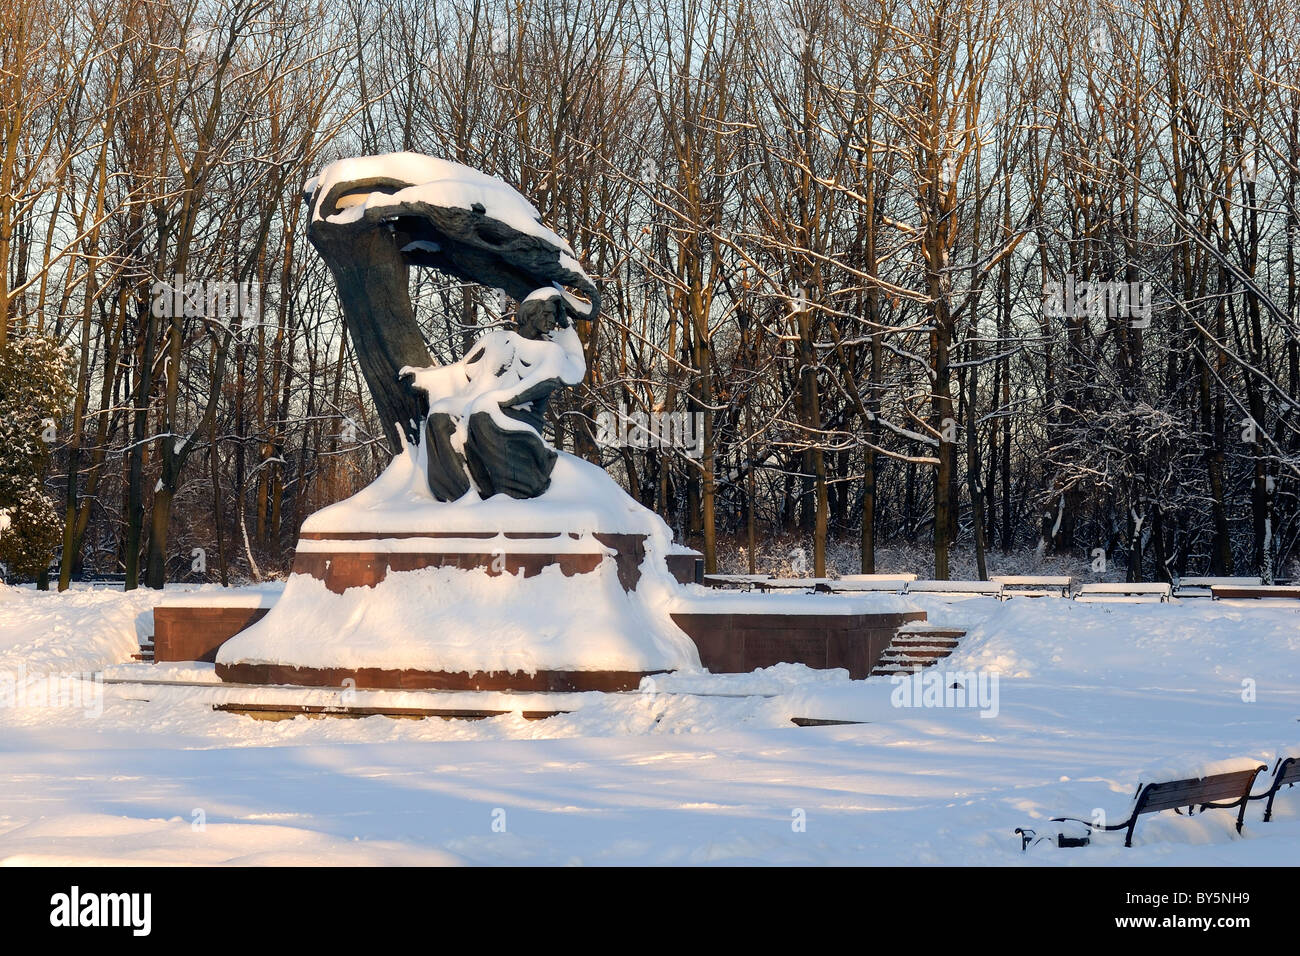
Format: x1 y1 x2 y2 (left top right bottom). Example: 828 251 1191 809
1 582 1297 865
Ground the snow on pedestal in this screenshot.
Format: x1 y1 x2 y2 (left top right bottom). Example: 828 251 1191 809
298 440 667 537
215 447 702 687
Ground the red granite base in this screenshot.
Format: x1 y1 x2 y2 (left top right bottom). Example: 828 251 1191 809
155 605 269 663
292 530 648 593
670 609 926 679
214 660 661 692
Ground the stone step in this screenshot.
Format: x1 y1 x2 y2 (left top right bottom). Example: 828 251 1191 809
882 646 957 660
871 663 934 675
873 645 962 675
889 646 957 657
876 657 943 670
895 626 967 640
871 622 966 677
880 659 950 671
892 633 961 646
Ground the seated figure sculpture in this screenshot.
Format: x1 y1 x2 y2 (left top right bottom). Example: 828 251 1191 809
302 152 599 501
405 288 584 499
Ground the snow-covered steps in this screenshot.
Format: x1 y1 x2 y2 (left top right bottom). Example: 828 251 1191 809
870 624 966 676
131 641 154 663
891 623 966 643
882 643 956 663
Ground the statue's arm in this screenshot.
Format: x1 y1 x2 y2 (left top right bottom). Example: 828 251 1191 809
400 340 490 409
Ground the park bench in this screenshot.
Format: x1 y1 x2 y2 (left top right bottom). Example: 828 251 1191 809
1173 576 1260 598
1037 763 1267 848
839 572 918 583
820 577 911 594
1210 584 1300 601
906 579 1005 600
1074 581 1172 603
990 574 1072 598
701 573 772 590
75 572 128 588
757 577 832 592
1253 755 1300 822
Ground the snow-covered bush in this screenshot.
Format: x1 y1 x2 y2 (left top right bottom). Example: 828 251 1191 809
0 335 75 583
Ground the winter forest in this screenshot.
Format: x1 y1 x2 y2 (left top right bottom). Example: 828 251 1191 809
2 0 1299 590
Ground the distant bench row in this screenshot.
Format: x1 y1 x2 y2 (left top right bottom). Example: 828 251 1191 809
701 573 1300 603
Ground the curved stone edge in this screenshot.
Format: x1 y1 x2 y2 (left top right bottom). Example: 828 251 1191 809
215 661 665 693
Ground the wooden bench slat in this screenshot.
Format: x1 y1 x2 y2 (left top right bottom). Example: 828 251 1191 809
702 574 772 588
990 575 1073 586
1176 576 1261 588
1077 582 1172 594
906 580 1004 595
1142 772 1261 812
818 579 909 592
1279 758 1300 786
1210 585 1300 600
840 572 918 582
760 577 833 588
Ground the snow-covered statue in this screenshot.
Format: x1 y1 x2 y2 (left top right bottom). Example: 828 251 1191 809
408 288 583 499
303 153 598 500
214 154 701 695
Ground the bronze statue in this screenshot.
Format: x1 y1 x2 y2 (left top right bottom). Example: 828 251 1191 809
304 154 598 500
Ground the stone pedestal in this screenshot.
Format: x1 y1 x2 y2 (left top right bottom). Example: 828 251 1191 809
201 451 932 692
212 527 692 691
212 451 703 692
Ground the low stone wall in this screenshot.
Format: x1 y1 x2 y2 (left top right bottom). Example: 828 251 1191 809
670 609 926 680
154 605 270 663
665 549 703 585
213 662 658 692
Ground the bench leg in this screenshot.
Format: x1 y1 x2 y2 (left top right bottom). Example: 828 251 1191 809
1235 799 1248 834
1263 792 1276 823
1124 817 1137 848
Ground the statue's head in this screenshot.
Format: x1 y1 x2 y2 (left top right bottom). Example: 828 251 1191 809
515 290 566 339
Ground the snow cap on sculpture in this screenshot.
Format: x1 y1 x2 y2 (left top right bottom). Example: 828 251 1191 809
304 153 598 319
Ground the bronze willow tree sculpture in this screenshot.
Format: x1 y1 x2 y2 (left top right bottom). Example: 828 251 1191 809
303 153 600 500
